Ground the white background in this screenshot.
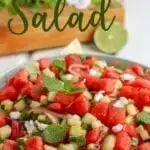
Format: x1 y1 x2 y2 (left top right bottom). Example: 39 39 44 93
0 0 150 74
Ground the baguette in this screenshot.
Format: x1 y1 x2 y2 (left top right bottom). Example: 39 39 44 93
0 5 124 56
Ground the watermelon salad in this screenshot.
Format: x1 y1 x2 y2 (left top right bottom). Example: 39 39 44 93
0 54 150 150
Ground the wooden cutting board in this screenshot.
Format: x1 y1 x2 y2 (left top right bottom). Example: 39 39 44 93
0 5 124 56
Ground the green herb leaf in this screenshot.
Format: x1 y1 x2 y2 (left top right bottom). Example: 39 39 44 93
43 124 66 144
64 80 72 92
17 139 25 150
137 111 150 124
20 111 29 121
52 59 66 71
44 76 64 92
68 136 86 146
44 75 85 94
31 113 39 121
0 105 5 114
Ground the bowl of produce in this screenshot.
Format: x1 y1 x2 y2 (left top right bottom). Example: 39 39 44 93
0 52 150 150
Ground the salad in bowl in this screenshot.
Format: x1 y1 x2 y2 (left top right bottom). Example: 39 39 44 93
0 54 150 150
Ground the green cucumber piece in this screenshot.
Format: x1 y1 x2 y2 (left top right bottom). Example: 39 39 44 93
137 112 150 124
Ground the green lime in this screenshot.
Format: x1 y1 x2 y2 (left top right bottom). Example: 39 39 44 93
94 21 128 54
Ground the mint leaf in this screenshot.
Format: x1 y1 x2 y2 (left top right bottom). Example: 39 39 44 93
137 111 150 124
44 76 85 94
20 111 29 121
64 80 72 92
44 76 64 92
17 139 25 150
52 60 66 71
43 124 66 144
68 136 86 146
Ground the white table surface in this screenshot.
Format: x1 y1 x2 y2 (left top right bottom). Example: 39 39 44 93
0 0 150 74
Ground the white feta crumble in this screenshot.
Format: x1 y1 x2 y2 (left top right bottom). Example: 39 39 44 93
113 97 128 108
35 121 48 131
24 120 37 134
89 69 97 76
112 124 123 133
93 91 105 102
9 111 21 119
120 73 136 82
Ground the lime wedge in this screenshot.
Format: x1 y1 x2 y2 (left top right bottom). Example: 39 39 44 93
94 21 128 54
62 39 83 55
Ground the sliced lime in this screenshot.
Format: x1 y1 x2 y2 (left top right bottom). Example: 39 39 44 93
62 39 83 55
94 21 128 54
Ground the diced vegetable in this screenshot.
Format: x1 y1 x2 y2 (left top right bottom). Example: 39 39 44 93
86 128 100 144
30 101 41 108
87 143 96 150
91 120 102 129
0 113 7 127
42 68 55 78
136 125 150 141
38 115 46 122
126 104 138 116
69 125 86 136
83 90 93 100
14 99 26 111
10 120 24 140
143 106 150 113
137 111 150 124
67 115 81 126
82 113 97 125
125 116 135 124
48 91 57 102
101 134 116 150
40 95 48 105
1 99 13 112
115 131 132 150
58 143 78 150
3 140 17 150
0 125 11 140
25 136 44 150
44 145 57 150
69 95 89 115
